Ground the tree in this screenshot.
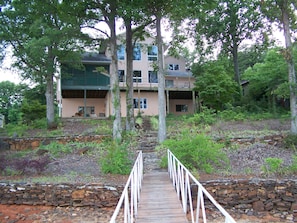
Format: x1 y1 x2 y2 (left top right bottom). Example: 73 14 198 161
192 57 238 110
261 0 297 133
0 81 27 124
0 0 88 128
194 0 267 88
241 48 288 111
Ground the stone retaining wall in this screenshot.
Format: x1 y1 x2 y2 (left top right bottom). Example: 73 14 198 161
0 179 296 217
0 182 123 207
1 135 107 151
201 179 297 216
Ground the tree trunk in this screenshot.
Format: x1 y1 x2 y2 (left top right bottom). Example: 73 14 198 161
109 16 122 140
125 20 135 131
280 0 297 133
156 15 166 143
45 73 56 129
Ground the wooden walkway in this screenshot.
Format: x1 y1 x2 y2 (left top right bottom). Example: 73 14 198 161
136 171 188 223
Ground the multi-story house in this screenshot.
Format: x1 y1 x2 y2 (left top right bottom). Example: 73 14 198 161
57 36 197 118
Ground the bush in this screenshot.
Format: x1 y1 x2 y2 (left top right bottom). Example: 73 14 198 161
160 132 229 174
261 157 283 175
188 108 216 125
100 141 132 175
283 134 297 151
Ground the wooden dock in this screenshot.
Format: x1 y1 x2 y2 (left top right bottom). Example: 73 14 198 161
136 171 188 223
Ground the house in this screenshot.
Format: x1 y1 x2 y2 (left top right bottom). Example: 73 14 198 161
57 36 197 118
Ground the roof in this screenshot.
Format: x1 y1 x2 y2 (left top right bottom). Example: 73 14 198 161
82 52 111 64
165 70 193 78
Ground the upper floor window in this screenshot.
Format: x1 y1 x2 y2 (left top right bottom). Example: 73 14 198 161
133 70 142 83
148 45 158 61
117 45 125 60
118 70 125 82
149 71 158 83
168 64 179 70
133 44 141 60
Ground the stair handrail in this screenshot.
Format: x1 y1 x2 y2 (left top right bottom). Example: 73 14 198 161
167 149 237 223
110 151 143 223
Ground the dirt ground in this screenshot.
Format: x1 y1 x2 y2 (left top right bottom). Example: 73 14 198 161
0 118 296 222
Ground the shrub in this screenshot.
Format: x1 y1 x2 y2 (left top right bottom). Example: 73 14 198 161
150 116 158 130
100 141 132 175
188 108 216 125
283 134 297 151
39 141 74 157
261 157 283 175
160 132 229 174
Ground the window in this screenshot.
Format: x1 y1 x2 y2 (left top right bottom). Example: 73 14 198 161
176 105 188 112
78 106 95 116
165 80 174 87
133 70 142 83
149 71 158 83
118 70 125 82
133 98 147 109
168 64 180 70
148 45 158 61
117 45 125 60
133 44 141 60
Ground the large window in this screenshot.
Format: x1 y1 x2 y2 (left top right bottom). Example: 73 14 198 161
133 98 147 109
148 45 158 61
168 64 180 70
133 70 142 83
176 104 188 112
149 71 158 83
117 45 125 60
118 70 125 82
133 44 141 60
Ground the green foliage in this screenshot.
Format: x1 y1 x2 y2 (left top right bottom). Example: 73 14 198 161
192 58 238 110
283 134 297 151
100 140 132 175
150 116 158 130
188 107 216 125
288 156 297 173
39 141 74 158
160 132 229 174
261 157 283 175
21 100 46 124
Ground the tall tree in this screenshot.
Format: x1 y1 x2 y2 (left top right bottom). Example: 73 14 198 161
261 0 297 133
0 0 87 128
194 0 267 88
83 0 122 140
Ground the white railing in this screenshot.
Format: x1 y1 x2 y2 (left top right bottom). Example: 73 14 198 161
110 151 143 223
167 149 237 223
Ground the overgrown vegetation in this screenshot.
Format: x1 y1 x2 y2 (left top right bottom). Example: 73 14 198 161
99 139 133 175
158 131 229 174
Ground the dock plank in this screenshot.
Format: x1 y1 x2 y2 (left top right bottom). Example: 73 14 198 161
136 171 188 223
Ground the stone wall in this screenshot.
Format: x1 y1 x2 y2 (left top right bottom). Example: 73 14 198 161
0 179 296 218
1 135 106 151
0 182 123 207
201 179 297 217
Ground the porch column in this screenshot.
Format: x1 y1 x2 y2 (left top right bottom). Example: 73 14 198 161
166 90 169 115
84 88 87 117
192 90 196 113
